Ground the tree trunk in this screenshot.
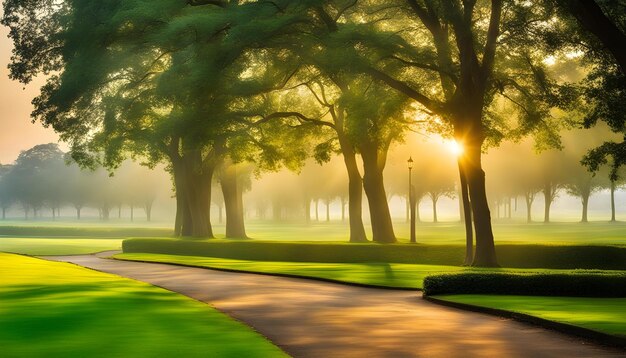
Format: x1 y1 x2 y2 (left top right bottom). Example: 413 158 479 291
431 195 438 223
459 159 473 265
610 180 616 222
581 194 589 223
118 205 122 219
335 114 368 242
2 207 5 220
325 200 330 221
220 161 247 239
543 182 553 223
360 143 396 244
145 203 152 222
131 204 134 222
76 207 81 220
525 194 534 223
52 207 56 220
464 145 497 267
315 200 319 221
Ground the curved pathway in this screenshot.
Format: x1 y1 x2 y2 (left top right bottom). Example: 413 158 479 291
43 253 624 358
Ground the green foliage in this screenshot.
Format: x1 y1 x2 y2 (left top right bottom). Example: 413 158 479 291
423 272 626 297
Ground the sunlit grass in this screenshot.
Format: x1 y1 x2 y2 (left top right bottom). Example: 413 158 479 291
433 295 626 337
0 253 286 357
113 253 626 290
0 238 123 255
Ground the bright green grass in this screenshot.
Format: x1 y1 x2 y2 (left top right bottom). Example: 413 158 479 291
114 253 626 289
434 295 626 337
0 238 123 255
0 253 285 357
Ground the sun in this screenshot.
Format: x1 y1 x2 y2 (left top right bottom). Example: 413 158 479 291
445 140 464 156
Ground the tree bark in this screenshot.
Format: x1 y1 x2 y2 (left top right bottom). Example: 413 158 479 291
220 160 247 239
525 193 534 223
315 200 319 221
543 182 554 223
610 180 616 222
325 199 330 221
360 143 396 244
337 130 368 242
431 195 438 223
464 144 498 267
458 159 473 265
581 193 589 223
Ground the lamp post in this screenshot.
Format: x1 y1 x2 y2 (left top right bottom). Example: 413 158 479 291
408 157 416 243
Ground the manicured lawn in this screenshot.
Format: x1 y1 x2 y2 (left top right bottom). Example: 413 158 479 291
114 253 626 289
433 294 626 337
0 253 286 357
4 220 626 245
0 238 123 255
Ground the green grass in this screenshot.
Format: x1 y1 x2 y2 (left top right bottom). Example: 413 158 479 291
0 238 123 255
4 220 626 245
433 295 626 337
113 253 626 290
0 253 286 357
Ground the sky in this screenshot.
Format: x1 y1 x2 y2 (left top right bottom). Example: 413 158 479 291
0 24 60 164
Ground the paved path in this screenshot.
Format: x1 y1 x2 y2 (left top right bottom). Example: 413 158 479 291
43 253 624 358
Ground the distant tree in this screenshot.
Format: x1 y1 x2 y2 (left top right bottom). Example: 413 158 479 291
3 144 65 220
0 164 14 219
565 166 604 223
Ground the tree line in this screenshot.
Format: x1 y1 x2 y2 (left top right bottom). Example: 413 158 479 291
2 0 624 266
0 144 159 221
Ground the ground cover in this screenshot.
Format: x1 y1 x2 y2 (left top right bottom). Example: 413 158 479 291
0 253 286 357
113 253 626 290
0 238 123 255
432 294 626 338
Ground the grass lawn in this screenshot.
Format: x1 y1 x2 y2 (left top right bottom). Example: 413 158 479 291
0 238 123 255
4 220 626 245
433 295 626 337
0 253 285 357
113 253 626 289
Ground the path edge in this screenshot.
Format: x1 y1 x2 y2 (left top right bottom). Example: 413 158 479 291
424 295 626 350
112 255 420 291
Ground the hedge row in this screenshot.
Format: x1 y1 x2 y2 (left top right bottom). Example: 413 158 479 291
423 272 626 297
122 238 626 270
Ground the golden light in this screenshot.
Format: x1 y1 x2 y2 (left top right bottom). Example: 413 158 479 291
445 140 464 156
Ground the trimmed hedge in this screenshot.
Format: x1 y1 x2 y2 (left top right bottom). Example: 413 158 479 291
423 272 626 297
123 238 626 269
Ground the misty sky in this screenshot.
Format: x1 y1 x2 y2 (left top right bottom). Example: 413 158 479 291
0 23 60 164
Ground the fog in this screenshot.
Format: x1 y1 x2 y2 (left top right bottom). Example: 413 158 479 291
1 123 624 227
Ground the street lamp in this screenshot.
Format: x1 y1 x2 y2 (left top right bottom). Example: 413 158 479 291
408 157 416 243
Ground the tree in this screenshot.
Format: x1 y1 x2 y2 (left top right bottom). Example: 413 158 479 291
338 1 567 265
3 0 307 237
0 164 14 219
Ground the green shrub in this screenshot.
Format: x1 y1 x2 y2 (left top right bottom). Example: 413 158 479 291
423 272 626 297
123 238 626 269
